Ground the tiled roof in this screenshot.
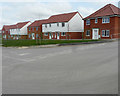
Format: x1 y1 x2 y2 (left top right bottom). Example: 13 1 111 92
28 11 81 27
28 19 48 27
46 11 79 23
84 4 120 19
16 21 30 29
2 21 30 31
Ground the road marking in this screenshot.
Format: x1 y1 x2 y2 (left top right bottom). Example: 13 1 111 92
19 53 30 56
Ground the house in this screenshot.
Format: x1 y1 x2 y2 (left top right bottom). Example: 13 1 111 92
2 21 31 40
27 19 48 40
42 11 84 40
83 4 120 39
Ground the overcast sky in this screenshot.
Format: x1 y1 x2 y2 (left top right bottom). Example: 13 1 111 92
0 0 119 29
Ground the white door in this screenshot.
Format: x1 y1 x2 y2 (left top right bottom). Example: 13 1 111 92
49 33 51 39
55 33 56 39
32 33 35 40
92 29 99 39
57 33 60 40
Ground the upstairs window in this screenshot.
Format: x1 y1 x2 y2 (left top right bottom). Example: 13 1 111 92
62 22 65 27
95 18 98 23
32 27 34 31
49 24 51 27
57 23 59 27
45 24 47 28
36 27 38 31
61 32 66 36
102 30 110 37
86 30 90 36
86 19 90 25
102 17 110 23
28 27 31 31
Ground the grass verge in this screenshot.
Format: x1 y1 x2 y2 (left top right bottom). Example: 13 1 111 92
2 39 100 47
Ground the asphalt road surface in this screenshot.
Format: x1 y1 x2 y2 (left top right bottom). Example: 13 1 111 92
2 41 118 94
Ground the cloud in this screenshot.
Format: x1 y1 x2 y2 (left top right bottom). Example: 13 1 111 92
77 7 95 18
0 2 73 29
0 0 119 29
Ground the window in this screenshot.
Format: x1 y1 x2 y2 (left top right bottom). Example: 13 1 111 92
62 22 65 27
32 27 34 31
36 27 38 31
102 17 110 23
95 18 98 23
45 24 47 28
86 19 90 25
57 23 59 27
44 32 48 36
2 31 4 33
49 24 51 27
86 30 90 36
29 27 31 31
29 34 31 38
61 32 66 36
102 30 110 37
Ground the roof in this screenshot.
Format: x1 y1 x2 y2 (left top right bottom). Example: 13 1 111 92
28 12 81 27
46 11 78 23
2 21 30 31
84 4 120 19
16 21 30 29
28 19 48 27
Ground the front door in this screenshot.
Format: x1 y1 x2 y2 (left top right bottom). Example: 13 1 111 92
92 29 99 39
32 33 35 40
57 33 60 40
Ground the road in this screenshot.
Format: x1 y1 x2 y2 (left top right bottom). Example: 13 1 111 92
2 41 118 94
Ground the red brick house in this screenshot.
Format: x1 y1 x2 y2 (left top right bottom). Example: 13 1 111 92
83 4 120 39
2 21 31 40
2 25 16 40
27 19 48 40
42 12 84 40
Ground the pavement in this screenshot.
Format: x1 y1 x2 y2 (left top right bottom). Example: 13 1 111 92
2 41 118 94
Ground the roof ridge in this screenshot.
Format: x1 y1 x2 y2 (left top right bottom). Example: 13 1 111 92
109 4 116 14
50 11 78 17
93 4 111 17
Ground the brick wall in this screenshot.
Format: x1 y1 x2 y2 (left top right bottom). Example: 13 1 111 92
84 16 120 39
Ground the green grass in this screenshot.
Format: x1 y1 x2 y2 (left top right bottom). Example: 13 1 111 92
2 39 100 47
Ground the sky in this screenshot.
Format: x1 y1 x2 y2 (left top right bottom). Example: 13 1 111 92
0 0 119 29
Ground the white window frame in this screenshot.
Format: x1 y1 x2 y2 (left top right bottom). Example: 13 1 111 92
86 19 90 25
57 23 59 27
86 30 90 36
102 17 110 23
95 18 98 23
106 30 110 37
102 30 110 37
61 32 66 36
45 24 47 28
36 27 38 31
62 22 65 27
49 24 51 27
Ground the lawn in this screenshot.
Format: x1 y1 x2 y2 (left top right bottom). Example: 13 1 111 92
2 39 100 47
